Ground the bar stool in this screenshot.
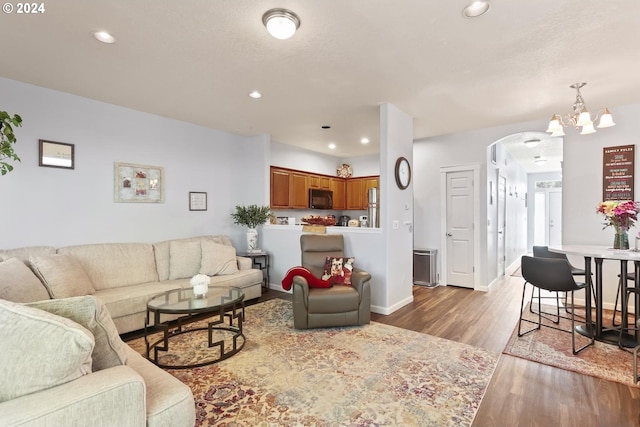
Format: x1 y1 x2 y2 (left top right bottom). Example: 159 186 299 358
531 246 594 319
613 270 637 327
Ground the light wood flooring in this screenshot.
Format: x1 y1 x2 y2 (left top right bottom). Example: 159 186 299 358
259 272 640 426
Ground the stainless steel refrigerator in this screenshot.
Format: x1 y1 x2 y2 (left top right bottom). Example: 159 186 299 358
367 187 380 228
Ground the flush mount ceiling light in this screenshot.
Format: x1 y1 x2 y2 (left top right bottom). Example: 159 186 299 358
462 1 491 18
534 156 547 165
92 31 115 44
262 8 300 40
248 90 262 99
546 82 615 137
523 139 541 148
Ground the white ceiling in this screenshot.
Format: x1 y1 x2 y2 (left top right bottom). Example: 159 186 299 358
1 0 638 161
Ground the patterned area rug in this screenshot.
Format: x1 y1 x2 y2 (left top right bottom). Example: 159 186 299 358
503 303 637 387
127 298 499 426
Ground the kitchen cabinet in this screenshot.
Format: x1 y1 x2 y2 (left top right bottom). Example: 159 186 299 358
270 166 378 211
345 176 379 210
330 178 346 210
270 167 308 209
290 172 309 208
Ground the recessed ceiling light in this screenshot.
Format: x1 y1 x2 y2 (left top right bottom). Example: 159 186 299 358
92 31 116 44
462 1 491 18
523 139 541 148
249 90 262 99
360 137 370 144
328 143 336 150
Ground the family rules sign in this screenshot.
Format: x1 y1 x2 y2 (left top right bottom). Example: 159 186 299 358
603 144 635 201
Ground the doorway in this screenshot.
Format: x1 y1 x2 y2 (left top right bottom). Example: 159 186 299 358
440 165 481 289
533 182 563 246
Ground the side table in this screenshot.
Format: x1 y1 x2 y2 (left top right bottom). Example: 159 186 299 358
240 252 270 289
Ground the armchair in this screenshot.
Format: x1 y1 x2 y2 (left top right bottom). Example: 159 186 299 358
292 234 371 329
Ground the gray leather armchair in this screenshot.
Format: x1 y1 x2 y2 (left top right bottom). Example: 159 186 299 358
292 234 372 329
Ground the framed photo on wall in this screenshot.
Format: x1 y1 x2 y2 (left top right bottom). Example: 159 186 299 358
39 139 74 169
189 192 207 211
114 162 164 203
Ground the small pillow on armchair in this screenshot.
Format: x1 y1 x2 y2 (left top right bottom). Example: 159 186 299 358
322 257 355 286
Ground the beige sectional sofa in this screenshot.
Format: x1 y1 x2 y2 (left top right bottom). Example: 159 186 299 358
0 234 264 427
0 234 264 334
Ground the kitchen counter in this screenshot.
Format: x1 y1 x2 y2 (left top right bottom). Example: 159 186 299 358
264 224 382 233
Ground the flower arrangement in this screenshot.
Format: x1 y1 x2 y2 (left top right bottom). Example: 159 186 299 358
596 200 640 231
190 274 211 298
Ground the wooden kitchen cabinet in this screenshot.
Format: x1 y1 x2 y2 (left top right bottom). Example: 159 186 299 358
270 167 309 209
345 176 379 210
270 168 291 209
345 179 364 210
290 172 309 208
330 178 346 210
270 166 377 211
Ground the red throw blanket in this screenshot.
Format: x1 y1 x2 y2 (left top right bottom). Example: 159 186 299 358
281 266 332 291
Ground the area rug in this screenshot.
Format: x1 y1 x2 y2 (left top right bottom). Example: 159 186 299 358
127 298 499 427
503 303 637 387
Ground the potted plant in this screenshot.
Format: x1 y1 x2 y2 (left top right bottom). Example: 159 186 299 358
0 111 23 176
230 204 271 253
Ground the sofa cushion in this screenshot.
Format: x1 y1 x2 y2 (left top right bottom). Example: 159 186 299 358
0 299 94 403
169 240 201 280
95 282 182 320
200 241 239 276
58 243 159 290
27 296 128 371
30 254 96 298
0 245 56 263
0 257 51 302
154 235 234 281
322 256 355 286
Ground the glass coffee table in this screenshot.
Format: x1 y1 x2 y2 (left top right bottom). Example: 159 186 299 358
145 287 245 369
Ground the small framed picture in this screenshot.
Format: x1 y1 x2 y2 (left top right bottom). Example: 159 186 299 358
39 139 74 169
189 192 207 211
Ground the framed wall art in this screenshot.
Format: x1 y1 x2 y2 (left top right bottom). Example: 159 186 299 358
114 162 165 203
39 139 74 169
189 192 207 211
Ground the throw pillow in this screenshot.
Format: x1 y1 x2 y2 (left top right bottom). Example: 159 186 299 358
27 295 128 372
169 240 202 280
200 241 239 276
322 257 355 286
0 299 94 403
29 254 96 298
0 257 51 302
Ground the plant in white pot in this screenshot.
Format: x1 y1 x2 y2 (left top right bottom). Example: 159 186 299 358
231 204 271 253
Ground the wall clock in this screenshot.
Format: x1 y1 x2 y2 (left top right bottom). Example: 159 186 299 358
394 157 411 190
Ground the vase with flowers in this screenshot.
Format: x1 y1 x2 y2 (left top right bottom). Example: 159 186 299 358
596 200 640 250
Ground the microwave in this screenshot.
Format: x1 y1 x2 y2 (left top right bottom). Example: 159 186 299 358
309 189 333 209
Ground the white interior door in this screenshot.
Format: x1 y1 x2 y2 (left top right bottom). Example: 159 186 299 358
548 189 562 246
445 170 474 288
497 175 506 277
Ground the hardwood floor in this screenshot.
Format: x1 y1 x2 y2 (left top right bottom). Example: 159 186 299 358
260 273 640 426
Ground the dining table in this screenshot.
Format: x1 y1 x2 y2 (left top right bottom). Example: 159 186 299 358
549 245 640 347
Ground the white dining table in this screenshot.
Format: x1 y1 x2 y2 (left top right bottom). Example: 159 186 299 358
549 245 640 346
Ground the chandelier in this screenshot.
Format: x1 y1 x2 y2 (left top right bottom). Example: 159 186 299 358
545 82 615 136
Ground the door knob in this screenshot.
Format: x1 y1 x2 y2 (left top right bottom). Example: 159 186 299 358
446 232 452 237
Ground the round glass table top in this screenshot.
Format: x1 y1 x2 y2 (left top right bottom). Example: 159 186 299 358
147 287 244 314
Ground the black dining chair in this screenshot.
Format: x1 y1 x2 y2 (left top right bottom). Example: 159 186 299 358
613 270 637 327
531 246 594 319
518 255 594 354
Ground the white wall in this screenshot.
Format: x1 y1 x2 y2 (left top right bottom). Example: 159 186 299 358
562 102 640 308
380 103 414 310
413 119 548 287
0 77 265 250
